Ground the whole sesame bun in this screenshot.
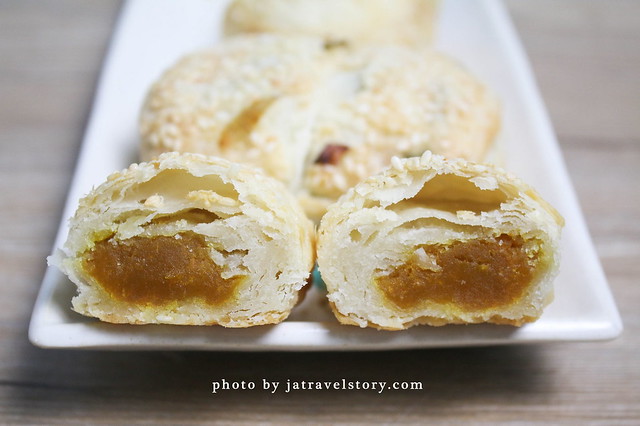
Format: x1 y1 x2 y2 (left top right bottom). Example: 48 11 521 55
50 152 315 327
223 0 440 46
317 152 564 330
139 34 500 222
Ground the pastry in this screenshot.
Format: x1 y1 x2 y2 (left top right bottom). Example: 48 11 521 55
50 152 315 327
299 46 501 221
139 34 500 221
139 35 334 185
317 152 564 330
223 0 440 46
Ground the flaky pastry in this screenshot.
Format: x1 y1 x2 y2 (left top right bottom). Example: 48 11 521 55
317 152 563 330
50 152 315 327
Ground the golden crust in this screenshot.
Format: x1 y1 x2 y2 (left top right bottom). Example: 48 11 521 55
317 152 563 330
50 152 315 327
139 34 500 221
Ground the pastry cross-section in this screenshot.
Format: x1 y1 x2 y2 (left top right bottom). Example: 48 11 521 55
317 152 563 330
50 152 315 327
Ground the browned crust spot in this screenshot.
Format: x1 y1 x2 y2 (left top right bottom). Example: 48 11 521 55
314 144 349 165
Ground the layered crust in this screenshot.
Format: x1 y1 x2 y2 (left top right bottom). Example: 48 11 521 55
317 152 564 330
51 152 315 327
223 0 440 46
139 34 500 221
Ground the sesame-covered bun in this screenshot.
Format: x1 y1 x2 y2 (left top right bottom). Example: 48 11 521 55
299 46 501 221
139 36 334 184
317 152 564 330
50 152 315 327
223 0 440 46
140 34 500 221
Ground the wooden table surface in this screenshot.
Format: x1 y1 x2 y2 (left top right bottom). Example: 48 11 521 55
1 1 638 424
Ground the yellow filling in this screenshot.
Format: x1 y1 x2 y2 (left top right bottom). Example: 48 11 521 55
375 235 538 311
82 232 244 307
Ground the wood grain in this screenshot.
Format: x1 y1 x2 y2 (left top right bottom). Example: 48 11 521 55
0 0 638 424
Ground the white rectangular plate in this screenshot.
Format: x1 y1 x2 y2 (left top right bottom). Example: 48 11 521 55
29 0 622 350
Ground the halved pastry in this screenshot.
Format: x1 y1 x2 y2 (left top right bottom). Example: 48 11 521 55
317 152 563 330
223 0 440 47
51 153 315 327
